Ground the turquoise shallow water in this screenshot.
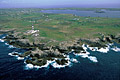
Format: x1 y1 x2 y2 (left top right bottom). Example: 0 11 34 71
0 34 120 80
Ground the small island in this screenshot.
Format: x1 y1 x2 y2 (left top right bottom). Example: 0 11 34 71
95 10 105 13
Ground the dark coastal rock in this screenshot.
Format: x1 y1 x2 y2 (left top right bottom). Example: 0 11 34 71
79 39 107 48
56 59 68 65
105 37 112 43
6 39 33 48
25 60 32 64
5 31 120 67
99 35 113 43
55 46 69 54
34 54 40 59
31 57 38 61
44 49 63 58
35 59 47 66
89 42 107 48
82 51 86 53
26 58 47 66
11 53 20 56
5 35 18 40
110 35 116 39
33 43 45 49
57 48 69 54
68 46 84 53
30 48 63 59
118 38 120 43
21 51 31 57
11 52 25 57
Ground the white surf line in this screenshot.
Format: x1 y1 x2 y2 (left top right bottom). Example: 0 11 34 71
74 52 98 63
25 59 72 69
25 64 34 69
51 60 71 69
25 60 54 69
87 44 110 53
97 47 109 53
8 45 16 48
70 58 79 63
0 39 16 49
4 41 16 48
25 55 73 69
34 60 55 69
5 43 9 45
82 44 87 51
87 45 98 51
8 52 18 57
51 55 72 68
2 36 5 39
88 56 98 63
8 52 24 60
0 35 7 42
111 47 120 52
74 44 98 63
17 57 24 60
0 39 4 42
73 44 90 58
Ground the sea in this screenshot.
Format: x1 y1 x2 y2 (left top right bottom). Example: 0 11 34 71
40 10 120 18
0 34 120 80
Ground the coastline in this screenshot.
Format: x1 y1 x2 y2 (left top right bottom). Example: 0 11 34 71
1 32 120 69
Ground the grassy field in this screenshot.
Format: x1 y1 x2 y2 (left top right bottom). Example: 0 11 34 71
0 8 120 44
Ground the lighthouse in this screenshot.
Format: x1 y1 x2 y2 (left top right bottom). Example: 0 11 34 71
32 25 34 30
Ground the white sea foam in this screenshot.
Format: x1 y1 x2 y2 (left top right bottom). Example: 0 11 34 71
87 45 98 51
8 52 18 57
74 53 98 63
108 43 113 46
87 45 110 53
82 44 87 51
74 44 90 58
8 52 24 61
41 60 54 68
8 45 16 48
8 53 13 56
30 60 54 69
0 39 4 42
2 36 5 39
25 59 72 69
52 60 71 68
70 58 79 63
74 50 90 58
5 43 9 45
74 53 88 58
88 56 98 63
17 57 24 60
26 64 34 69
97 47 109 53
51 56 72 68
111 47 120 52
73 44 98 63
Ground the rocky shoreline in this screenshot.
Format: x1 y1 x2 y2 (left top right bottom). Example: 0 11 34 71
1 30 120 68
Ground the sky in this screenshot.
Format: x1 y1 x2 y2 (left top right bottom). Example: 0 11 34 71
0 0 120 8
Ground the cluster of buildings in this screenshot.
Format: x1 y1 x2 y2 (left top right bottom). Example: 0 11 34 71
27 25 39 36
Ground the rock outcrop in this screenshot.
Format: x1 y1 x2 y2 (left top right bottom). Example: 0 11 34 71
5 32 120 66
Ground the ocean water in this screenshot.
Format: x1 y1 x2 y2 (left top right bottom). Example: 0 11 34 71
0 34 120 80
41 10 120 18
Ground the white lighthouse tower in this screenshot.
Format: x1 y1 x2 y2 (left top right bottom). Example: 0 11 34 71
32 25 34 30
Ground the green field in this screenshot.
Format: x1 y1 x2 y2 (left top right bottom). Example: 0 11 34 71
0 8 120 45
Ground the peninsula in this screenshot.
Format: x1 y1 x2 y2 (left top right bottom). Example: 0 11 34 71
0 8 120 67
